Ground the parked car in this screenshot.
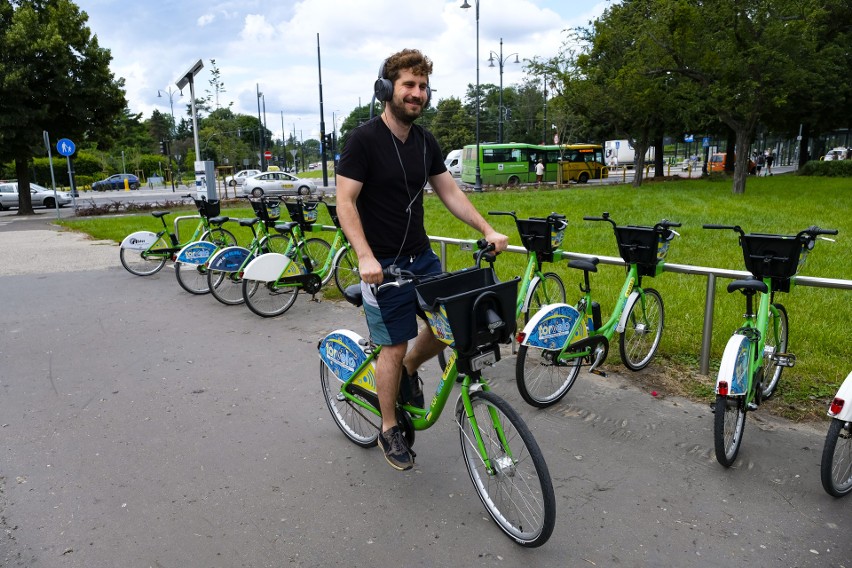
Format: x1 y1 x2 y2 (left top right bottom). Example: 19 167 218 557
91 173 140 191
225 169 261 187
708 153 756 175
239 171 317 197
823 147 849 161
0 182 72 210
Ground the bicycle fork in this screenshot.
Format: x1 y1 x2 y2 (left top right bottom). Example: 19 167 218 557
456 381 515 477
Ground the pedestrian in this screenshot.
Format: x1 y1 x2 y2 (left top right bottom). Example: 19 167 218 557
535 159 545 186
755 151 765 176
335 48 509 472
765 150 774 176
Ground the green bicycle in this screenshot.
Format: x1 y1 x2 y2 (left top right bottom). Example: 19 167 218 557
241 197 357 317
516 212 680 408
318 240 555 547
704 223 837 467
119 195 236 277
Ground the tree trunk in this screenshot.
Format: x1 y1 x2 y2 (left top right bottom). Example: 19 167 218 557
731 128 752 195
798 123 811 168
15 158 35 215
653 134 665 177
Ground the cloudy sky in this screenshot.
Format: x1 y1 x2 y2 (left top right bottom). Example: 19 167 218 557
77 0 609 141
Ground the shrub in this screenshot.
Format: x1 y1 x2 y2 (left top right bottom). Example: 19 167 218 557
798 160 852 177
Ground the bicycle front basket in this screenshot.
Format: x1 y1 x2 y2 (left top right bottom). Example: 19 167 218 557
196 199 221 219
284 200 319 227
614 225 669 266
740 233 807 282
416 268 519 356
252 199 281 226
515 217 565 261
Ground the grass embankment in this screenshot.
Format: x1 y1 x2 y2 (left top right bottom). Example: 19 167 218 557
59 175 851 420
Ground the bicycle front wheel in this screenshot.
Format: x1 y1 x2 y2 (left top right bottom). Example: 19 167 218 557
243 278 298 317
208 269 244 305
523 272 566 325
516 345 581 408
332 246 359 295
619 287 664 371
320 359 379 448
201 228 237 248
714 394 746 467
761 303 788 399
820 418 852 497
301 237 332 284
457 390 556 547
120 247 168 276
175 262 210 294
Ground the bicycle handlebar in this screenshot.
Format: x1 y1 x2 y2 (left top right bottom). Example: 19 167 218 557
375 239 496 293
587 212 680 233
703 224 838 241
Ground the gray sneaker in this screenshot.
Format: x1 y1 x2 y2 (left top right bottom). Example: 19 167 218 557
378 426 414 471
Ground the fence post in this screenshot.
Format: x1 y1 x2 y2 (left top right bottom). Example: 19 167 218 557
700 273 717 376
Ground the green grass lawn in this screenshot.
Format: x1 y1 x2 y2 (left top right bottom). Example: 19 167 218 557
59 175 851 420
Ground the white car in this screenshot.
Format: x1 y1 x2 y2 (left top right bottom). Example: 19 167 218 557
225 169 261 187
0 181 72 210
240 171 317 197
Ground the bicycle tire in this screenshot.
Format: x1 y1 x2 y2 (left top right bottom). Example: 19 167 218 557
619 287 664 371
301 237 332 285
320 359 379 448
820 418 852 497
457 390 556 547
175 261 210 295
714 394 746 467
332 246 359 295
515 345 581 408
201 228 237 248
119 246 168 276
242 278 298 317
523 272 566 325
760 303 788 399
208 235 289 306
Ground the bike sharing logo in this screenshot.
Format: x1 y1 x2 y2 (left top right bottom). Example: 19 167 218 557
322 336 368 384
528 307 580 348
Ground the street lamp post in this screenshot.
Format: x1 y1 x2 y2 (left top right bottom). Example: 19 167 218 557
460 0 482 191
158 87 181 191
488 38 519 144
256 84 265 171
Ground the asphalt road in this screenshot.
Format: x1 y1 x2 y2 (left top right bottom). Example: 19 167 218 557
0 216 848 568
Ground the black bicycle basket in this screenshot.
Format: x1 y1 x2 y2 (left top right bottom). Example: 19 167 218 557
739 233 808 291
251 199 281 227
324 203 342 229
614 225 672 276
515 216 566 262
416 268 519 356
284 200 319 228
195 198 220 219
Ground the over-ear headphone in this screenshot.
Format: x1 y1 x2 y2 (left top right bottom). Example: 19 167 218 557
374 58 431 107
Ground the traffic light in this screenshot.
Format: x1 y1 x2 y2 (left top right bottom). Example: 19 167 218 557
159 140 166 155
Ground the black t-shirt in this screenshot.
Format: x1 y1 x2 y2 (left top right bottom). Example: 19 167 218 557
337 116 446 258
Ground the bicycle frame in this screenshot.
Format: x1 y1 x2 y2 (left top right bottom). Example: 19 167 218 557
120 214 207 260
515 249 569 317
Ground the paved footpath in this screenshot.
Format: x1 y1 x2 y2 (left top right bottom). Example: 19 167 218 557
0 216 849 568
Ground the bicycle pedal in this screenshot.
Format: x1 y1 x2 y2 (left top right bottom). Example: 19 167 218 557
774 352 796 368
747 401 759 411
589 368 607 378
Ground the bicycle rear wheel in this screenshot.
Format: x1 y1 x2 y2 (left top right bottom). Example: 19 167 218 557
301 237 332 285
120 247 168 276
619 287 664 371
714 394 746 467
457 390 555 547
332 246 359 295
320 359 379 448
243 278 298 317
208 235 289 306
515 345 581 408
761 303 788 399
820 418 852 497
523 272 565 325
175 262 210 294
201 228 237 248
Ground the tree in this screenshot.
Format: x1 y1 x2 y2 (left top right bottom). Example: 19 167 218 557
0 0 126 213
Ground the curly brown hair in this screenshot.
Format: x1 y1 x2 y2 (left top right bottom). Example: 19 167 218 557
383 49 433 83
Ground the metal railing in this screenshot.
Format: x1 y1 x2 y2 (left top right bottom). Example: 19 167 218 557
429 235 852 376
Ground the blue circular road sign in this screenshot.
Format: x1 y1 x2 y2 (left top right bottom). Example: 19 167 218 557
57 138 76 157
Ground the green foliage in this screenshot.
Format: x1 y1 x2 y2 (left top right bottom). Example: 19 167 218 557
798 160 852 177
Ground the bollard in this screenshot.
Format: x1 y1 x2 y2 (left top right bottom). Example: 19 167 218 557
124 177 130 191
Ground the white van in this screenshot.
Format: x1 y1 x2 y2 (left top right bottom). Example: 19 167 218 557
444 149 462 176
823 147 849 161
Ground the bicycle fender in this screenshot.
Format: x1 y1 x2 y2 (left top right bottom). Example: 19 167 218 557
520 303 586 349
242 253 301 282
319 329 371 387
828 370 852 420
519 275 541 314
717 334 750 396
208 246 252 272
615 290 641 333
120 231 157 251
175 240 217 265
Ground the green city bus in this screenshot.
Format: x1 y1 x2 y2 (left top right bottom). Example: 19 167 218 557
461 143 606 186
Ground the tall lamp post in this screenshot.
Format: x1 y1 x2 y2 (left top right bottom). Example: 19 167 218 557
256 84 265 171
460 0 482 191
158 87 181 191
488 38 519 144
